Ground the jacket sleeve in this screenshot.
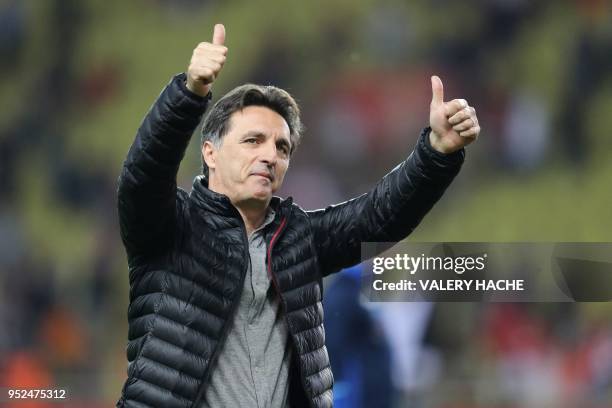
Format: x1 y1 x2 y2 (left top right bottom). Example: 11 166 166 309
117 73 211 262
308 127 465 277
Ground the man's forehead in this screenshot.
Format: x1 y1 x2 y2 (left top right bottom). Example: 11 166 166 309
229 106 290 137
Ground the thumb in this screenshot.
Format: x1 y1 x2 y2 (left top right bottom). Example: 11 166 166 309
431 75 444 106
212 23 225 46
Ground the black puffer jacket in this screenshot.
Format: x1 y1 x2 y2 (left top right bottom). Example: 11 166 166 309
116 73 464 408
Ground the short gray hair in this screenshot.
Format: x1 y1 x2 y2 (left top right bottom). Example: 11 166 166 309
200 84 304 177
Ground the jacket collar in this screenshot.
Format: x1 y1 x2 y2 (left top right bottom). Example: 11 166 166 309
189 175 293 218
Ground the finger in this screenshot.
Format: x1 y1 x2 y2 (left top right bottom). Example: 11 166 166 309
208 54 227 64
194 51 226 65
448 106 472 125
194 61 222 76
195 43 228 56
191 66 216 83
452 118 474 132
431 75 444 106
459 126 480 139
210 57 226 67
212 23 225 46
201 61 223 72
444 99 468 117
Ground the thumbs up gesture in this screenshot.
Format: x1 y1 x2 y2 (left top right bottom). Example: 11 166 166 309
186 24 228 97
429 76 480 154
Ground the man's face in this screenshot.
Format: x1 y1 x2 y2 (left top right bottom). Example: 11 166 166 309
203 105 291 207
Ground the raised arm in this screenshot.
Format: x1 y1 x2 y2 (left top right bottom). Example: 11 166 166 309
309 76 480 276
117 24 227 261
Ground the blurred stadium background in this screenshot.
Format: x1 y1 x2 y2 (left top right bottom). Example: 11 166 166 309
0 0 611 406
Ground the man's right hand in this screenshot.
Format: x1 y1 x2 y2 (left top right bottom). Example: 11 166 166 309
186 23 227 97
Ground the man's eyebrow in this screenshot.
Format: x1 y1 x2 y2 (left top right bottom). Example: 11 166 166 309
241 130 265 139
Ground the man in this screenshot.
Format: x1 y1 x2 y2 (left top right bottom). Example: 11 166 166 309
116 24 479 408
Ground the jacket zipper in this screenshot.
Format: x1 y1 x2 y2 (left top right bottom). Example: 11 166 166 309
191 219 251 408
266 215 316 408
266 216 287 285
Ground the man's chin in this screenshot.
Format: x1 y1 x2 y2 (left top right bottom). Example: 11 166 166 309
240 187 273 204
251 190 273 201
247 180 275 200
239 179 277 204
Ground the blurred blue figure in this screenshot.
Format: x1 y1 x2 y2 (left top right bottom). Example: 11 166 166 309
324 264 394 408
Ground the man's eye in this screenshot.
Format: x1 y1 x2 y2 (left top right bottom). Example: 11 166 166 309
245 138 257 144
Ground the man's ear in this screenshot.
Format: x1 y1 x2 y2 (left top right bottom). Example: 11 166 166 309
202 141 217 172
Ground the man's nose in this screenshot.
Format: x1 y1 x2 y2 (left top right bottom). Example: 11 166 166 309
260 141 278 165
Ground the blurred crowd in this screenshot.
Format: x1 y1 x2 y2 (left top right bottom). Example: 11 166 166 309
0 0 611 406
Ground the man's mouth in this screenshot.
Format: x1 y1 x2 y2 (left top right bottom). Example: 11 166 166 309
251 172 273 182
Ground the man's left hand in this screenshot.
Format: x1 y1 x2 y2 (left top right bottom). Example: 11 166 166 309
429 75 480 154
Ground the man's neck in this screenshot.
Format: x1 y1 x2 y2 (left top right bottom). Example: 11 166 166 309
207 176 270 236
235 204 269 236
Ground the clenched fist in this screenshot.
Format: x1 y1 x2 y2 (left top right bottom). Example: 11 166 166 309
186 24 228 97
429 75 480 154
